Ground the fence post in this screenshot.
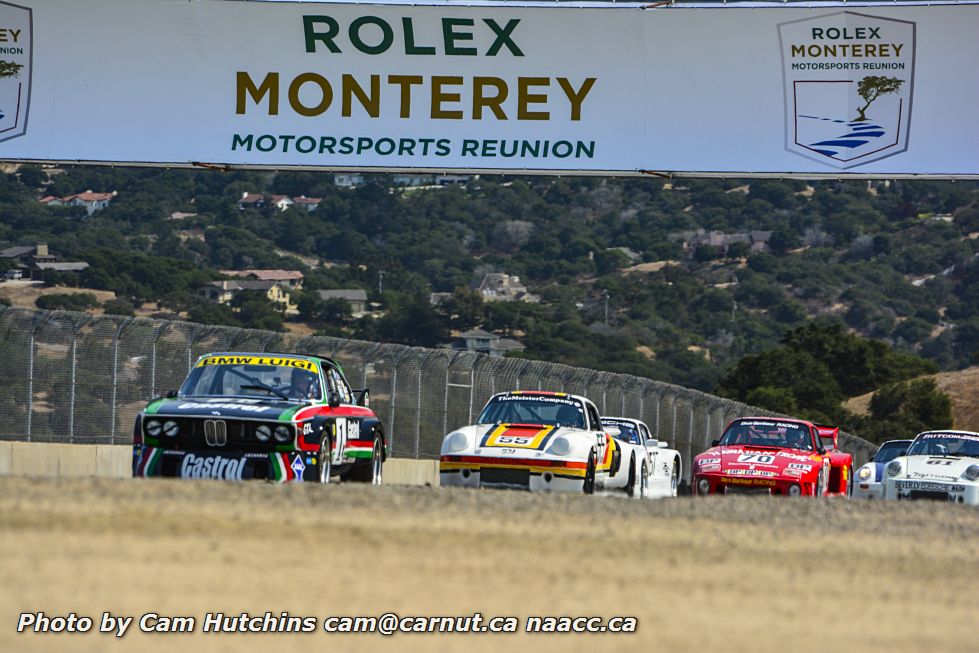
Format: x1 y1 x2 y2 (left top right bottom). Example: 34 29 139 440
25 312 51 441
467 359 476 424
414 352 426 458
67 315 91 443
149 322 170 399
26 323 35 440
110 318 133 443
671 393 678 444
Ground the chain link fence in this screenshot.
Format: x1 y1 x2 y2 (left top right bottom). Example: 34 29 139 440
0 307 876 479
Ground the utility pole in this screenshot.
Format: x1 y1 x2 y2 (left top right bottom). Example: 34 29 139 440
602 289 610 326
378 270 385 295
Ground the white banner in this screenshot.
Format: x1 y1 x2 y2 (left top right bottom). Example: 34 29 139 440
0 0 976 177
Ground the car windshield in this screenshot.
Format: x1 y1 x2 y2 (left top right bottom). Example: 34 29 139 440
873 441 911 463
476 395 586 429
719 420 814 451
602 420 642 445
907 433 979 458
179 355 322 402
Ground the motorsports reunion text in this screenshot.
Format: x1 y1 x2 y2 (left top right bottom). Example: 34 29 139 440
17 611 639 636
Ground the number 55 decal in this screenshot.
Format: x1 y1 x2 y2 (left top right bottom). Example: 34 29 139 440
333 418 348 463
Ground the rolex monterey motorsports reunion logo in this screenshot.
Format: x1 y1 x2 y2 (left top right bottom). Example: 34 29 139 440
0 1 29 144
779 12 915 169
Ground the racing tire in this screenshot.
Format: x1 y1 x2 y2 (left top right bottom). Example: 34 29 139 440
813 468 824 497
348 438 384 485
583 449 597 495
318 435 333 484
845 465 853 497
670 459 680 497
626 454 638 498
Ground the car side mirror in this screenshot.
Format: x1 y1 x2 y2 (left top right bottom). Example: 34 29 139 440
711 439 720 447
899 449 908 457
165 389 178 399
644 438 658 447
817 445 827 455
354 389 371 408
329 394 341 409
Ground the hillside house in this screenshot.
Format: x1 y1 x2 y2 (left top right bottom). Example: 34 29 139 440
200 279 298 315
222 269 304 290
473 273 540 303
317 289 368 317
446 329 526 358
39 190 116 215
678 229 772 258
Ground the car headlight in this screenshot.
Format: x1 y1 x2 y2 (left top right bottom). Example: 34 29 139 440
255 425 272 442
162 421 179 437
964 464 979 482
886 460 902 477
696 477 711 495
145 420 162 437
445 432 468 453
857 465 873 481
274 425 293 443
548 436 571 457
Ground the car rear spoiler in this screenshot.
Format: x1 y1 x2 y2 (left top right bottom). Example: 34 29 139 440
815 425 839 451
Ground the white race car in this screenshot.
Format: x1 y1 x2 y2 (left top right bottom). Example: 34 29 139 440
882 430 979 505
439 391 636 494
852 438 912 500
601 417 681 499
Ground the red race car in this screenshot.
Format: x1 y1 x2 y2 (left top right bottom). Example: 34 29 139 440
692 417 852 497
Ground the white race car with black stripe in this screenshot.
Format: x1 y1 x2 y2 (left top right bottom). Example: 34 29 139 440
601 417 682 498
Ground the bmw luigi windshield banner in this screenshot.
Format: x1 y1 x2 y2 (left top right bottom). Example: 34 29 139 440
0 0 976 177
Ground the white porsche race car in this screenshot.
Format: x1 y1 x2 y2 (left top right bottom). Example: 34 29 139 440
882 430 979 505
852 438 912 500
439 391 639 495
601 417 681 499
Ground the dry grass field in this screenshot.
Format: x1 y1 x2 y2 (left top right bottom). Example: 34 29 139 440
1 477 976 653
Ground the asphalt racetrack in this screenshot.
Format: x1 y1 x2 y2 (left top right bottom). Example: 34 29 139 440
2 477 976 653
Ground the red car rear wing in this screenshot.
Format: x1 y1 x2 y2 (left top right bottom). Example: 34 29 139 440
815 425 839 451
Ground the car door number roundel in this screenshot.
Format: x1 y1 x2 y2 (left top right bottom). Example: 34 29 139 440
333 418 348 463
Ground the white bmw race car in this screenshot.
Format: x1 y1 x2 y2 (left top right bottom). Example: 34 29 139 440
601 417 681 499
882 430 979 505
439 391 639 495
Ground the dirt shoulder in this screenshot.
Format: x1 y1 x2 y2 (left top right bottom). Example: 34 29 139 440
1 477 975 653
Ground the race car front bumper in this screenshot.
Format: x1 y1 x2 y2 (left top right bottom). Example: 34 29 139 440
133 445 316 483
693 473 815 497
883 478 979 504
440 455 587 492
851 480 884 500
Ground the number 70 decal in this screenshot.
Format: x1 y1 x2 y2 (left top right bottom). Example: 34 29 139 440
737 453 774 464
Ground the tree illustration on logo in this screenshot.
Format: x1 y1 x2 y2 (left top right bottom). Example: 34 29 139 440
853 76 904 122
0 60 22 79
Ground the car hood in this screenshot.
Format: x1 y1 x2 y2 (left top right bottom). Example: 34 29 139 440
696 445 823 478
143 396 308 421
898 455 979 482
443 423 593 457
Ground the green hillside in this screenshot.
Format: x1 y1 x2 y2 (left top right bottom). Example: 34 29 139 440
2 165 977 404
